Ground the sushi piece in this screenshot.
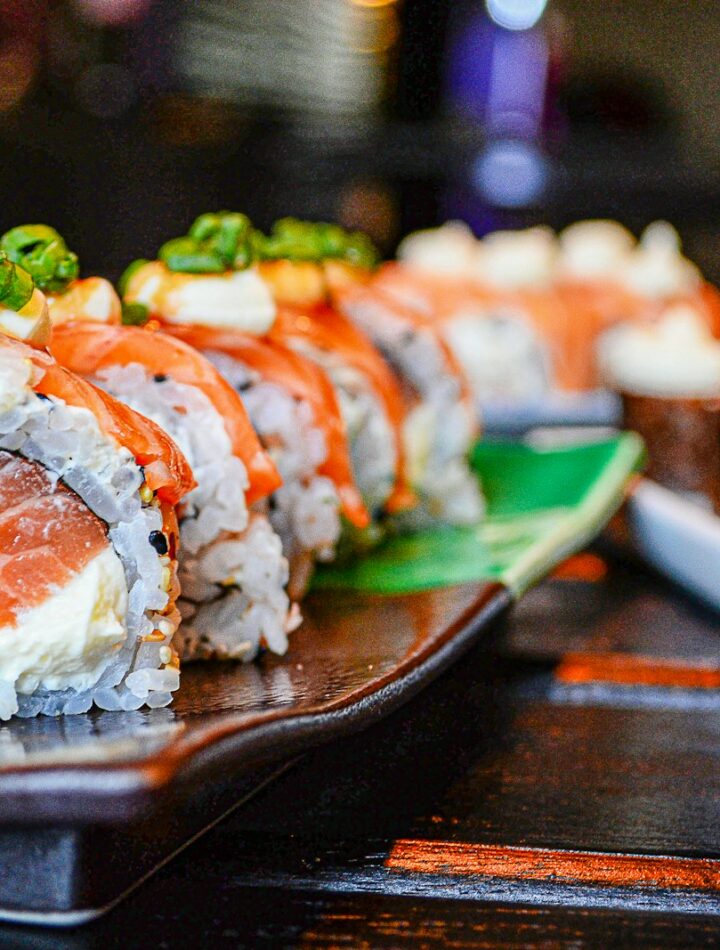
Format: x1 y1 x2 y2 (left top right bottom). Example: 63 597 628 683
50 321 300 662
266 301 416 521
252 225 421 503
0 324 193 719
256 218 484 526
599 302 720 512
162 325 371 594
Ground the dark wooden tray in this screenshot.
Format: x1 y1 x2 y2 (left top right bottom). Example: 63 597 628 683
0 583 509 925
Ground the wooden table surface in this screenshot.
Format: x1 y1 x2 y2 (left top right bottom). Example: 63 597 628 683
3 549 720 948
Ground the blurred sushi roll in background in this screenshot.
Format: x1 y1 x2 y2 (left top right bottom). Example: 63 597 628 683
376 223 583 400
366 220 720 424
263 219 485 528
556 220 717 338
0 257 193 718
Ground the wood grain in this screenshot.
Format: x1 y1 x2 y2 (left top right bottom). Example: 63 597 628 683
4 885 718 949
386 840 720 890
556 651 720 688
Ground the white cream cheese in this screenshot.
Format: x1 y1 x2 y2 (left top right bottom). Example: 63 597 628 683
558 219 636 279
599 304 720 397
126 260 277 335
0 346 34 413
0 545 128 696
618 221 701 298
0 287 51 347
397 221 479 278
48 277 121 326
475 226 558 290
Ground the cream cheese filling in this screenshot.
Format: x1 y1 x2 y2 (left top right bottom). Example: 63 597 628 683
126 261 277 334
0 545 128 695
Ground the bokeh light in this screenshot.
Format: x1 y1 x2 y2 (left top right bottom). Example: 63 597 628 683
485 0 549 31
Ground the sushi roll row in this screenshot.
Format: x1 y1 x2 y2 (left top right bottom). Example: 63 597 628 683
367 219 720 407
0 216 485 719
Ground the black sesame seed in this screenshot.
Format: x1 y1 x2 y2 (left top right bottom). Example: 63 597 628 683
238 381 252 392
154 374 168 383
36 393 51 402
148 530 168 555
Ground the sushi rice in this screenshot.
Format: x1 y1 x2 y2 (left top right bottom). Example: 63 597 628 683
93 363 299 662
207 351 342 588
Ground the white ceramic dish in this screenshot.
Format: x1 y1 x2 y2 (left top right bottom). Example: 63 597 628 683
627 479 720 611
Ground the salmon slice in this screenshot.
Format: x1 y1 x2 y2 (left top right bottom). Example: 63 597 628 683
0 451 110 628
164 324 370 528
49 322 280 506
0 334 195 506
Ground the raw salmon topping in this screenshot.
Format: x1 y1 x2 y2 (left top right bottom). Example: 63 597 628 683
0 334 195 505
163 324 369 528
49 322 280 505
0 451 110 627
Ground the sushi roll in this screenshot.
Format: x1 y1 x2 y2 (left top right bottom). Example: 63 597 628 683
257 218 484 526
251 219 407 520
50 321 300 662
557 219 720 337
0 280 192 718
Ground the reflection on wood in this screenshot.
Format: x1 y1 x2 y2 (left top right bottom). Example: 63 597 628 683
387 839 720 890
556 651 720 688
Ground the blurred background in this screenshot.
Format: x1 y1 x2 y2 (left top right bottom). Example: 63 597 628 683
1 0 719 279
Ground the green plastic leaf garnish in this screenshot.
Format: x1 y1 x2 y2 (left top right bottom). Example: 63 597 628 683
1 225 79 294
0 251 34 311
